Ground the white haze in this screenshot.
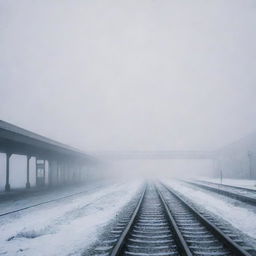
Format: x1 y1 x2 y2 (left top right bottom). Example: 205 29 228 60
0 1 256 184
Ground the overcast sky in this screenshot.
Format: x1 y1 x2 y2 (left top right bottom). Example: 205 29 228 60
1 0 256 152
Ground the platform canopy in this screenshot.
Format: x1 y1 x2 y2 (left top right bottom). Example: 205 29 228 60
0 120 93 162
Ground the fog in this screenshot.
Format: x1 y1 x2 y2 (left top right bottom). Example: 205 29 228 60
1 0 256 186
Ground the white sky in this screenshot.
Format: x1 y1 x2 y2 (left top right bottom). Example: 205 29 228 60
1 0 256 151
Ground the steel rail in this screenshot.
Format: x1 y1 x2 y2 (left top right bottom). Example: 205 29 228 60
110 184 193 256
184 180 256 206
161 182 251 256
110 185 146 256
156 187 193 256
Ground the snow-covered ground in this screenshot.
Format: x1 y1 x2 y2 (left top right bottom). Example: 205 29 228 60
0 181 109 215
197 177 256 190
164 180 256 240
0 180 142 256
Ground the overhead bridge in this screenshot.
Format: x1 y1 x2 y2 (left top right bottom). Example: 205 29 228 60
93 150 217 160
0 120 96 192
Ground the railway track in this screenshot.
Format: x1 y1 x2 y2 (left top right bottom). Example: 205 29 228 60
198 180 256 193
183 180 256 206
0 186 104 217
94 183 252 256
159 183 254 256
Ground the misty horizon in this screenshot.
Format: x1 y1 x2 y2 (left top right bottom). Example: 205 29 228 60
1 0 256 153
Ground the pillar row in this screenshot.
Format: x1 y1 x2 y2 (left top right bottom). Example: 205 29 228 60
5 153 12 192
26 155 31 189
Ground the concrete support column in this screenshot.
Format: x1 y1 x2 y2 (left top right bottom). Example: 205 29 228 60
57 162 60 185
5 153 12 192
66 163 69 184
81 167 84 182
75 166 79 183
59 163 62 185
26 155 31 189
36 158 46 187
69 163 72 183
82 166 86 182
79 166 82 183
61 163 64 185
60 163 63 185
78 166 80 183
62 163 66 184
66 163 71 184
43 160 46 185
66 165 68 184
48 160 53 187
72 168 75 183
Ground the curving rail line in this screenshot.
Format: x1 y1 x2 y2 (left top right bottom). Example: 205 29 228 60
183 180 256 206
197 180 256 193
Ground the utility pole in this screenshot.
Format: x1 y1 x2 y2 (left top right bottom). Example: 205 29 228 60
220 167 223 185
216 158 222 185
248 151 253 180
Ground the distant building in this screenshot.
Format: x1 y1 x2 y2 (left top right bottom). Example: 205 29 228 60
217 132 256 179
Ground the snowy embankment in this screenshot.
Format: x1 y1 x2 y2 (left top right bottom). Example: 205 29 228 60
0 181 142 256
164 180 256 240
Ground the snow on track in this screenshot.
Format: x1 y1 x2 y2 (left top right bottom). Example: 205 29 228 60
164 180 256 241
0 181 142 256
